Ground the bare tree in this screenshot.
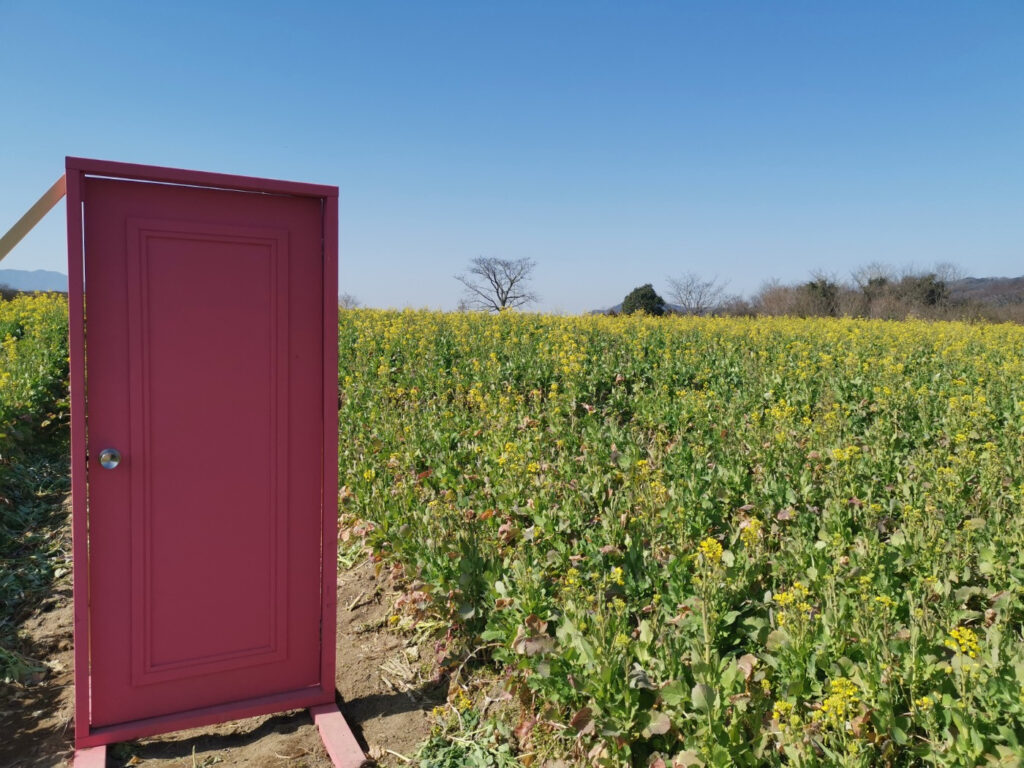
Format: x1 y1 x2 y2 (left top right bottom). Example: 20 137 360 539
338 292 361 309
933 262 963 284
455 257 538 312
851 262 894 294
666 272 729 315
753 280 799 316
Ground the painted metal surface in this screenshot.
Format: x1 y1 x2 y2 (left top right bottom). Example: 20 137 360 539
311 704 368 768
69 745 106 768
67 158 342 749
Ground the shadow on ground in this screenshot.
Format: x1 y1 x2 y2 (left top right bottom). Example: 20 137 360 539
0 552 438 768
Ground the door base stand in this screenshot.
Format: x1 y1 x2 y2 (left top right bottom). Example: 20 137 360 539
70 706 364 768
310 703 366 767
72 745 106 767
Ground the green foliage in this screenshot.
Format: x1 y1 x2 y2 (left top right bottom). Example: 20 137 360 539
340 309 1024 766
417 708 520 768
897 273 949 307
0 294 70 682
621 284 666 316
9 298 1024 764
800 277 840 317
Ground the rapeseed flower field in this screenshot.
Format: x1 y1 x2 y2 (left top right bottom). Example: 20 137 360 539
5 297 1024 765
339 310 1024 767
0 294 69 680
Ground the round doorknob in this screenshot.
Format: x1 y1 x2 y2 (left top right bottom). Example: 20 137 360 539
99 448 122 469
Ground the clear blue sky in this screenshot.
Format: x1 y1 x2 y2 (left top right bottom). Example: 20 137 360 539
1 1 1022 313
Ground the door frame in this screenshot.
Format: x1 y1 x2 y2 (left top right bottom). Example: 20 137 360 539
66 157 340 748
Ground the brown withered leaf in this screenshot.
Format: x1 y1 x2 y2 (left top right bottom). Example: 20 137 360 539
849 709 874 740
512 618 556 656
498 522 520 544
514 716 536 745
512 630 555 656
737 653 757 682
570 706 595 736
525 614 548 634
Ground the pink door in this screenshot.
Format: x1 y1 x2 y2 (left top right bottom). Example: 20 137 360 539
68 159 339 745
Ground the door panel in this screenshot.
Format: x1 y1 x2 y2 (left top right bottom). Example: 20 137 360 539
84 179 324 727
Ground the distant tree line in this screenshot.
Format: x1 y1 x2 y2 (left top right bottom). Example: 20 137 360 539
613 263 1024 323
441 256 1024 323
745 263 961 320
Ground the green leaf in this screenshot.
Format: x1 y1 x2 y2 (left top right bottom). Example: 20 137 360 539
672 750 704 768
691 683 714 712
660 680 687 706
765 629 788 651
644 710 672 736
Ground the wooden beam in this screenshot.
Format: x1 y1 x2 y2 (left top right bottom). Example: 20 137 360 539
0 174 66 264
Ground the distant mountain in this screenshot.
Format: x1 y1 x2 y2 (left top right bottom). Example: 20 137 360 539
949 276 1024 306
0 269 68 292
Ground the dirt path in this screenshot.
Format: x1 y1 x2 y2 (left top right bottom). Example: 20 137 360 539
1 557 440 768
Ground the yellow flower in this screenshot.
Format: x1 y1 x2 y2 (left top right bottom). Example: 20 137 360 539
945 626 980 658
772 699 794 721
874 594 896 610
697 537 723 565
452 690 473 712
772 700 802 735
774 582 814 628
739 517 762 548
814 677 860 729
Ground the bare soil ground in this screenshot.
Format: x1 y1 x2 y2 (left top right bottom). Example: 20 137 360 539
1 554 441 768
